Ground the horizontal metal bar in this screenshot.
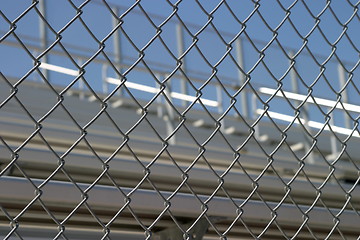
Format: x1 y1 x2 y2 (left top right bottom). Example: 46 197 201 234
259 87 360 113
257 109 360 138
0 176 358 231
107 77 218 107
40 62 79 76
1 80 359 174
39 63 218 107
2 38 238 89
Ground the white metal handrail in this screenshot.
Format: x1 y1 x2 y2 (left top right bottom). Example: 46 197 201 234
259 87 360 113
38 63 218 108
256 109 360 138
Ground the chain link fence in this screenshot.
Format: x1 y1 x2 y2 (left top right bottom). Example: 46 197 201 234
1 0 359 239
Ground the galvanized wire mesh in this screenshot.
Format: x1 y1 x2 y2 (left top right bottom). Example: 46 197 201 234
0 0 359 239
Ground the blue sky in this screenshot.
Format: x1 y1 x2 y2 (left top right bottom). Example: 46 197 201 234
1 0 359 127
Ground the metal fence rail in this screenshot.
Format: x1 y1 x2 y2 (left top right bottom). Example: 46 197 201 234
0 0 359 239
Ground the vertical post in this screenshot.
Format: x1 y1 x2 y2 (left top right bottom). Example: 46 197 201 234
337 64 350 129
235 37 248 118
112 6 123 96
329 111 338 160
102 64 109 94
155 74 164 118
216 85 225 130
163 76 176 145
78 58 84 100
252 93 260 139
290 51 314 164
39 0 48 80
176 23 188 107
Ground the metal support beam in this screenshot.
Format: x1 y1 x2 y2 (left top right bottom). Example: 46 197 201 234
112 6 124 96
235 37 248 118
338 64 350 129
176 23 188 107
289 51 314 164
0 176 359 231
38 0 48 80
163 78 176 145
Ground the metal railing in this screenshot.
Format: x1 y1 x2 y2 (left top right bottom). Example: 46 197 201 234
1 0 359 239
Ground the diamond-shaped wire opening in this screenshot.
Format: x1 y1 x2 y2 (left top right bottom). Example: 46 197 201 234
0 1 35 25
243 13 274 52
122 181 171 232
277 21 306 55
41 0 77 33
116 65 162 103
77 3 117 43
175 2 209 34
185 158 223 197
225 1 258 24
141 152 185 194
137 1 175 27
60 141 105 183
0 205 24 238
0 180 62 238
215 51 245 87
335 41 359 69
126 119 166 158
179 44 215 82
35 46 81 91
58 15 100 55
75 60 107 95
2 5 39 44
106 145 147 190
221 165 257 200
305 205 344 239
0 98 38 150
294 54 324 92
0 74 16 108
119 5 159 51
14 201 63 238
192 31 229 69
59 90 103 128
256 1 289 32
128 111 170 143
320 173 356 208
261 45 295 83
238 194 276 237
305 27 334 64
15 73 61 119
317 6 347 45
288 1 327 38
197 132 239 171
206 2 245 43
0 42 35 81
142 36 178 74
255 167 289 197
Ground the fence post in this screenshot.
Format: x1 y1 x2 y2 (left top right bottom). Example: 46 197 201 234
337 63 350 129
163 75 176 145
39 0 48 80
235 37 248 118
156 74 164 118
289 51 314 164
78 58 84 100
216 84 225 130
102 64 109 94
112 6 123 96
176 23 188 107
329 110 339 161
